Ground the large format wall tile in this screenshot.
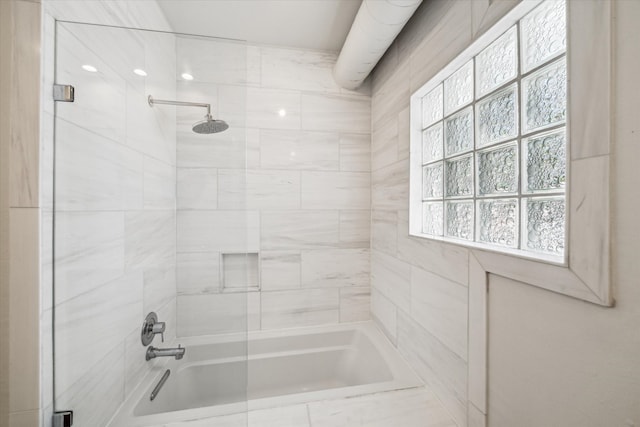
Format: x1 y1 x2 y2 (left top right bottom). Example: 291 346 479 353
339 210 370 248
396 211 469 286
247 87 301 130
261 289 340 329
371 289 398 344
260 129 340 171
177 293 259 336
177 252 221 295
372 117 399 171
59 22 146 91
301 93 370 133
55 25 129 144
261 47 340 93
218 84 248 129
143 156 175 210
372 210 398 256
397 312 468 427
55 273 142 398
397 106 411 161
261 210 340 250
372 65 410 131
301 172 370 210
143 264 176 315
339 133 371 172
410 266 468 361
218 169 301 210
177 127 248 169
55 211 125 304
177 37 249 86
177 168 218 210
339 287 371 322
55 120 143 211
55 345 125 427
125 211 175 270
260 251 301 291
370 250 412 313
371 159 409 211
143 30 178 101
126 83 176 165
177 210 260 253
407 0 471 92
301 249 369 288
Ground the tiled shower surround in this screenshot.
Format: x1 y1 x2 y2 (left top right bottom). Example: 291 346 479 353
175 42 372 335
43 6 373 423
369 2 483 425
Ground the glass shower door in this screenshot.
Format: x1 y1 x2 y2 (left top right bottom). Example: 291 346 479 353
52 21 249 426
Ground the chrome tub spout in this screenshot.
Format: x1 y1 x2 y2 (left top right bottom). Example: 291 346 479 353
146 345 185 361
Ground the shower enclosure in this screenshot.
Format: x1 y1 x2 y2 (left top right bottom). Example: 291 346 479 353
51 20 251 426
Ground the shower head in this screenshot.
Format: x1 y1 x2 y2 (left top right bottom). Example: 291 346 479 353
147 95 229 134
192 114 229 134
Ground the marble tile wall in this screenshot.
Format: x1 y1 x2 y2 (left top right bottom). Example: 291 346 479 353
175 43 372 336
367 1 521 425
42 6 177 426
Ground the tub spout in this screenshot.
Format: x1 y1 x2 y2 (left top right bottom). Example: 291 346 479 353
146 344 185 361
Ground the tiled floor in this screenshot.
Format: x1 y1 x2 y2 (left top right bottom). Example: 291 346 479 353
158 387 458 427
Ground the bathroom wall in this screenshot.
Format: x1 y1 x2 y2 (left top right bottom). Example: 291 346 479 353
368 1 491 423
1 1 42 426
486 1 640 425
175 43 372 336
371 0 640 426
41 2 177 426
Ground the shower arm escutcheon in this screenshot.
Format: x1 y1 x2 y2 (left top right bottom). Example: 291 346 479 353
148 95 211 116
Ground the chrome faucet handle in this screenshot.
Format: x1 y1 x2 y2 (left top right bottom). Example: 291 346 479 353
152 322 165 342
141 312 166 346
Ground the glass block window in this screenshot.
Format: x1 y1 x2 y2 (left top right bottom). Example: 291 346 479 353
411 0 567 259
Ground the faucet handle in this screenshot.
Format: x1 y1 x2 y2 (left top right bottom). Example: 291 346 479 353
152 322 165 342
141 312 166 346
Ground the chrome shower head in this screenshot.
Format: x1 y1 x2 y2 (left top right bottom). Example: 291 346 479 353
192 114 229 134
147 95 229 134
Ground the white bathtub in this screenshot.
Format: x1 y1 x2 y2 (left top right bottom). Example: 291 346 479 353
108 322 422 426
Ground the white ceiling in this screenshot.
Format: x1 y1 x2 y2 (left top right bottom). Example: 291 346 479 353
157 0 363 52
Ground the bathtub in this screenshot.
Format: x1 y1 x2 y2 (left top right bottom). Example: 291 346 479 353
108 322 422 426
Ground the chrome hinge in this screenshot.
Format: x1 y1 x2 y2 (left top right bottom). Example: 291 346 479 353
52 410 73 427
53 84 74 102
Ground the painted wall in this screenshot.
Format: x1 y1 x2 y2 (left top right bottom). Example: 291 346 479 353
487 1 640 425
40 2 177 427
1 1 42 426
370 0 640 425
175 41 372 336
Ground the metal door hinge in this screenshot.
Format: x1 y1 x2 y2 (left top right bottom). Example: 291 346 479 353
53 84 74 102
52 410 73 427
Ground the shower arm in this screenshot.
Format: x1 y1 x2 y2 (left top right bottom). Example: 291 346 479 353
148 95 211 116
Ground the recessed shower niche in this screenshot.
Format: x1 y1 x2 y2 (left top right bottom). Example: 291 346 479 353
222 253 260 292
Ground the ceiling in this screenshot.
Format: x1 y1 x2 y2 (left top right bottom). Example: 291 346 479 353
157 0 363 52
